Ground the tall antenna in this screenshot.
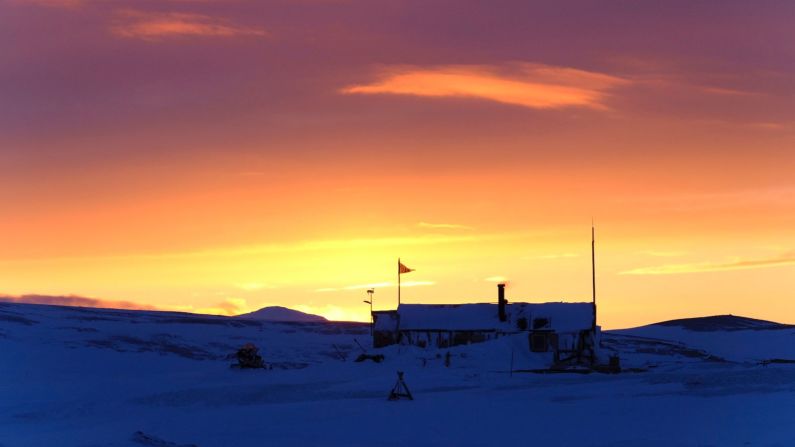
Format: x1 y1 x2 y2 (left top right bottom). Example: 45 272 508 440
591 220 597 332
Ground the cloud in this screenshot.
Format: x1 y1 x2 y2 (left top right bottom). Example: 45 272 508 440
399 280 435 288
620 252 795 275
0 293 252 317
418 222 473 230
111 10 268 40
10 0 83 7
315 282 391 292
342 281 392 290
194 297 248 316
0 293 157 310
162 234 481 260
747 122 788 130
700 86 756 97
642 250 687 257
2 232 506 265
523 253 580 260
315 280 434 292
484 276 508 282
341 63 627 110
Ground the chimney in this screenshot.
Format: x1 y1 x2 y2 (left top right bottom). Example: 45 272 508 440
498 283 507 322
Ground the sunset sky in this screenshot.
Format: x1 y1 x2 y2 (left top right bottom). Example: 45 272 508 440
1 0 793 328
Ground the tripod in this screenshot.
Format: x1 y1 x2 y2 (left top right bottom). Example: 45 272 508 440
388 371 413 401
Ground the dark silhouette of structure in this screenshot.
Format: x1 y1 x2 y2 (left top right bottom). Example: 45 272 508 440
388 371 413 401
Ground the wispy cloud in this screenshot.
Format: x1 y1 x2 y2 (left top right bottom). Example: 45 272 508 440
400 280 435 288
746 122 788 130
315 280 434 292
10 0 83 8
417 222 473 230
111 10 268 40
194 297 248 316
164 234 481 260
484 276 508 282
642 250 687 257
523 253 580 260
620 252 795 275
0 293 254 317
0 293 157 311
341 63 627 110
701 86 755 97
0 233 491 265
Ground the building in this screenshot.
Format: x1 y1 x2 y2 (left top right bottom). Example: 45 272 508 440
372 284 599 365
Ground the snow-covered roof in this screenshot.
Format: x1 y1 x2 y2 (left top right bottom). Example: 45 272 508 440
389 302 594 332
398 304 500 331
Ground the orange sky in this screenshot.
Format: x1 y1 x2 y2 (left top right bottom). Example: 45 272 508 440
1 0 793 328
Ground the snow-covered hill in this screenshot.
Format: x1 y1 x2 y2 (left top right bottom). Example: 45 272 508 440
650 314 792 331
609 315 795 363
1 302 794 446
235 306 327 322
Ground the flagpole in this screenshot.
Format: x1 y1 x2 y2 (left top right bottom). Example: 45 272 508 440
398 257 401 307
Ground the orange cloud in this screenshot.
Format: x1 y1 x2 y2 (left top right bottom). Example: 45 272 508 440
193 297 249 316
0 294 253 317
620 252 795 275
0 293 157 310
10 0 83 7
111 10 268 40
341 63 627 110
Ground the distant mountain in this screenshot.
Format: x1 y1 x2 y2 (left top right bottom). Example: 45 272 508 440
236 306 327 323
651 315 792 332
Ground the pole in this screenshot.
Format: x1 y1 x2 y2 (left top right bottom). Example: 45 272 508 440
591 224 596 331
398 257 401 307
367 289 374 336
591 222 597 365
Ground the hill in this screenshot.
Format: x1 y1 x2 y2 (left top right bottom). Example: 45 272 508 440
608 314 795 362
652 314 793 331
236 305 327 322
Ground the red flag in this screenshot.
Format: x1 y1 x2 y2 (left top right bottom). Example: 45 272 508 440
398 262 414 274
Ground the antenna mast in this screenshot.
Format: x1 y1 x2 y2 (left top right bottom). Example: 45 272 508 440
591 222 597 332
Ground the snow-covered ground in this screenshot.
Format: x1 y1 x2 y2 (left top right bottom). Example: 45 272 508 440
2 303 795 446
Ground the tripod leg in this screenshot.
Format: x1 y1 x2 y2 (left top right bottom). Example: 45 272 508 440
401 379 413 400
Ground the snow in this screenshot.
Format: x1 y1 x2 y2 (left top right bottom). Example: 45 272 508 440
1 302 795 446
612 316 795 363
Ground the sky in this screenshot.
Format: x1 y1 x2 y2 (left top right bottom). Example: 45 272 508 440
1 0 793 328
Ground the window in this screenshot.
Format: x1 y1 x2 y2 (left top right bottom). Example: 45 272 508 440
531 332 549 352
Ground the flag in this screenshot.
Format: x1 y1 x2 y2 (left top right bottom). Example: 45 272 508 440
398 261 414 274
